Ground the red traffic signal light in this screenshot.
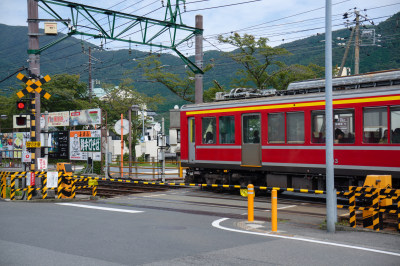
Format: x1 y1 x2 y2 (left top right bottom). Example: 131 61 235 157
17 101 26 110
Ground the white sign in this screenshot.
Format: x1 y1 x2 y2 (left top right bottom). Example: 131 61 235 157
21 151 31 163
26 172 35 186
37 158 48 170
70 109 101 126
41 111 70 127
47 172 58 188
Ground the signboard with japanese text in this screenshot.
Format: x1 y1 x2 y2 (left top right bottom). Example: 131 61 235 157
47 172 58 188
37 158 48 170
48 131 69 159
40 111 70 127
69 130 101 161
70 109 101 126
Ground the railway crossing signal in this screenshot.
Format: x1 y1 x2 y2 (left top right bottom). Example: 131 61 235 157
16 100 27 110
16 73 51 100
15 72 52 173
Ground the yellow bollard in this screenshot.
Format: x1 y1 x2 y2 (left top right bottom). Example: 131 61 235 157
179 162 183 178
247 184 254 222
271 189 278 232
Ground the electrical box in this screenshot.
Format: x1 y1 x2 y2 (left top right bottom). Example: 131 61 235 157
44 22 58 35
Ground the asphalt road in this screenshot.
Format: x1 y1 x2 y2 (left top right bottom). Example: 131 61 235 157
1 189 399 265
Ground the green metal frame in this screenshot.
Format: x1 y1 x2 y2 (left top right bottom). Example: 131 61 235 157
32 0 203 74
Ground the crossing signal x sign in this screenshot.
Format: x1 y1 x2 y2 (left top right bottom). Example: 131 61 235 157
16 73 51 100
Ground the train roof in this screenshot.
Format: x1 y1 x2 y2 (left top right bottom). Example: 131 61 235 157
181 83 400 112
181 69 400 112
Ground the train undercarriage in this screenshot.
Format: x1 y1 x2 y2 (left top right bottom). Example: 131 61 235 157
184 167 399 191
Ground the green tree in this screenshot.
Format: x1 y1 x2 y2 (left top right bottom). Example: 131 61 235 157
218 33 324 90
41 74 92 112
98 78 164 146
138 55 214 103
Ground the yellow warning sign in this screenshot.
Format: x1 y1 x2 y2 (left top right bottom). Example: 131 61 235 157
26 141 41 148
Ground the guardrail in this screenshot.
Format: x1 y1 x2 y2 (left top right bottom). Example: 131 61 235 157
109 160 186 179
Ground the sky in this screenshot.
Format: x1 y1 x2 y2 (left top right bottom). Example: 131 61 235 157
0 0 399 54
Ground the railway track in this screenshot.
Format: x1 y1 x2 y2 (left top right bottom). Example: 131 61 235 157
73 181 398 232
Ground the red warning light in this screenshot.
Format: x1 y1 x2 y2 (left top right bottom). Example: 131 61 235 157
17 101 26 110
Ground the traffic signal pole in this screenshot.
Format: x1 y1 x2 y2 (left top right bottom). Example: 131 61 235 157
28 0 41 173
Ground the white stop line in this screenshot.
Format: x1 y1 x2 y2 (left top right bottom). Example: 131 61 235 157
56 203 143 214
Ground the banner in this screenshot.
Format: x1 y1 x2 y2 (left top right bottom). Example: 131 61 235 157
69 130 101 161
40 111 70 127
70 109 101 126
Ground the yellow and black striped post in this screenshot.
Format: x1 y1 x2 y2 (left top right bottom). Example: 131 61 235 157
397 194 400 232
363 191 380 231
349 188 356 228
92 185 97 197
10 173 16 200
71 179 76 199
42 173 47 199
27 186 33 201
57 174 63 199
0 172 6 198
30 98 36 174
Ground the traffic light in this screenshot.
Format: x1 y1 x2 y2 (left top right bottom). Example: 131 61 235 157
16 100 27 110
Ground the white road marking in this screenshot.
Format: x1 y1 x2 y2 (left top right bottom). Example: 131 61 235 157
278 205 297 210
263 205 297 212
212 218 400 257
143 194 167 198
56 203 143 213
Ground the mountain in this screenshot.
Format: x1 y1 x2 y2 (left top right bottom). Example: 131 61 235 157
1 12 399 115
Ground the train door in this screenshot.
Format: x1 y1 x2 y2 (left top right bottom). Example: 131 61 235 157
241 113 261 166
188 117 196 163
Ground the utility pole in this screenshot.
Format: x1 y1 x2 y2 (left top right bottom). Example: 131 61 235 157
88 46 92 103
354 11 360 75
195 15 203 104
338 26 355 76
325 0 336 233
27 0 41 172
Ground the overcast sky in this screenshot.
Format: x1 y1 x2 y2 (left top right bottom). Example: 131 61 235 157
0 0 399 53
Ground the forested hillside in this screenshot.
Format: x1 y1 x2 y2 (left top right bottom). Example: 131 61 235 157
0 12 399 114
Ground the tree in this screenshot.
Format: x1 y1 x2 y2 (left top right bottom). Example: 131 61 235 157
218 33 324 90
138 55 213 103
41 74 93 112
98 78 164 138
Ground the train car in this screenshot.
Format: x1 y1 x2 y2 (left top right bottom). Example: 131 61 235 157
180 70 400 190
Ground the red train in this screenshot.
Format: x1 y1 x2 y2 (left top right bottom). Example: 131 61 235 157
179 70 400 189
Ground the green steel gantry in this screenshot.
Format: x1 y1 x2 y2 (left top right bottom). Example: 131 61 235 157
31 0 203 74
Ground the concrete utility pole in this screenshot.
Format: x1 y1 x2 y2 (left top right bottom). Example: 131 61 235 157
338 26 355 77
195 15 203 104
354 11 360 75
128 108 132 178
325 0 336 233
88 47 92 103
27 0 41 171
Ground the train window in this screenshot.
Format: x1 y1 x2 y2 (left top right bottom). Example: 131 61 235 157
391 106 400 143
311 111 325 143
219 116 235 144
363 107 387 144
243 114 260 144
202 117 216 144
287 112 304 143
334 109 355 144
268 113 284 143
